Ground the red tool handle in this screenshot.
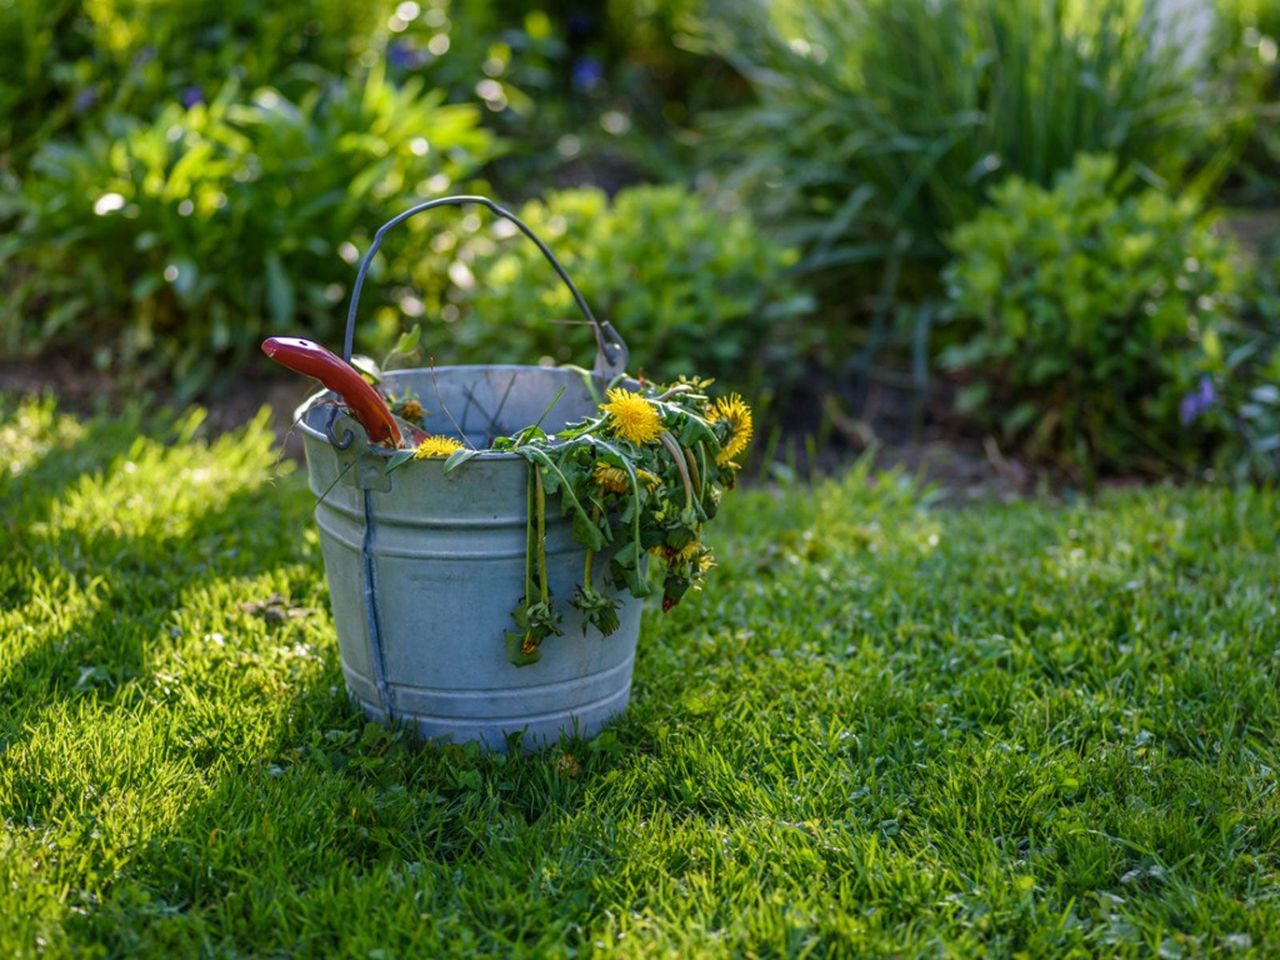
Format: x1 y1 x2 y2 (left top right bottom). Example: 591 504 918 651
262 337 403 447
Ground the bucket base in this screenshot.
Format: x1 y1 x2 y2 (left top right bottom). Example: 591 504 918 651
348 677 634 752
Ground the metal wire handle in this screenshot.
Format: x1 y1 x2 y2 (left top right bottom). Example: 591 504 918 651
343 195 629 376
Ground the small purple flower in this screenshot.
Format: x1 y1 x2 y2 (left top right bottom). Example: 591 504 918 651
388 41 410 68
1180 375 1218 426
571 57 603 92
180 86 204 109
1199 376 1217 406
388 41 427 71
73 87 98 114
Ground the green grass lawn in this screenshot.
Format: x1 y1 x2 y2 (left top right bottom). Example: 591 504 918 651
2 397 1279 958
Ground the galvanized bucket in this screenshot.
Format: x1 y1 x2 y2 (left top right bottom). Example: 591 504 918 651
295 196 638 751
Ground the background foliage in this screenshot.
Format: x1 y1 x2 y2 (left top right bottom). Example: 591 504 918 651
0 0 383 165
706 0 1221 300
2 0 1279 481
1210 0 1280 205
373 185 811 391
4 67 494 395
942 154 1239 480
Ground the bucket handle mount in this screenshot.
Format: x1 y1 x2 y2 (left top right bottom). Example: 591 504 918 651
343 195 628 377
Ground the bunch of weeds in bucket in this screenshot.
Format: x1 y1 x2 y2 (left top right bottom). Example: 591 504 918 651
504 463 562 665
487 377 754 663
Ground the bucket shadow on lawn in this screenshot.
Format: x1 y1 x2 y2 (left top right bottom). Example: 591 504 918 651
51 641 665 955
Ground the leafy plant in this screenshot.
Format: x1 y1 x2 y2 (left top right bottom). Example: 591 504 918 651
0 0 388 165
0 0 84 162
3 68 495 394
384 376 752 663
0 0 729 196
1209 0 1280 204
1205 244 1280 482
485 380 752 663
379 185 812 392
382 1 741 192
942 153 1239 481
1220 363 1280 482
708 0 1221 303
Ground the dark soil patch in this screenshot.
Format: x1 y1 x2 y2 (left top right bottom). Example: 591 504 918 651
1 356 1043 502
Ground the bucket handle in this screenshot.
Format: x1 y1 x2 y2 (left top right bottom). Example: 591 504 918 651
343 195 629 377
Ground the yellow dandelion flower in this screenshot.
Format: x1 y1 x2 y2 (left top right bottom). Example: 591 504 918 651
635 468 661 489
413 434 465 459
698 553 716 573
398 399 424 421
600 388 663 445
707 393 753 466
593 463 629 494
651 541 704 564
676 541 703 563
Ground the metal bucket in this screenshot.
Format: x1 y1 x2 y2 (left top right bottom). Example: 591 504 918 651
295 196 638 751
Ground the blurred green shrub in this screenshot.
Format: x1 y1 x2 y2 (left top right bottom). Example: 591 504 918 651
370 1 548 118
0 0 92 162
1216 350 1280 482
941 154 1239 480
372 185 813 390
3 68 494 394
710 0 1220 303
0 0 388 164
381 1 740 192
0 0 732 199
1208 243 1280 482
1209 0 1280 204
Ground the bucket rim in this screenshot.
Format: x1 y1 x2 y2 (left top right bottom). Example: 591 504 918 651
294 363 605 462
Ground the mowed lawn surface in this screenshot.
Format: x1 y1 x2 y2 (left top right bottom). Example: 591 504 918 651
2 397 1278 958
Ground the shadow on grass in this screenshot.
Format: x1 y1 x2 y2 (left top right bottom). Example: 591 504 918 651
65 685 659 955
2 398 671 955
2 488 289 707
42 655 660 954
0 401 308 766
